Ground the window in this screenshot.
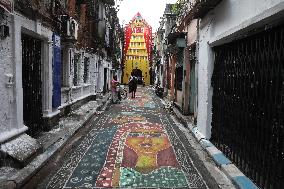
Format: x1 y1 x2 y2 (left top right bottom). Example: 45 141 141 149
73 54 80 86
61 49 64 87
83 57 90 83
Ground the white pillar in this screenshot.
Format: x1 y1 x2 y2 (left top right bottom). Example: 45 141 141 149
79 51 84 85
89 55 97 95
197 19 214 139
69 48 74 87
42 40 56 116
62 42 73 87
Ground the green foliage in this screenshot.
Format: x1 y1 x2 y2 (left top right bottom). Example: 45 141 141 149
172 0 186 15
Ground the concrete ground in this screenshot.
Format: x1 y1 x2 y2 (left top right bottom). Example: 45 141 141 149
25 87 235 189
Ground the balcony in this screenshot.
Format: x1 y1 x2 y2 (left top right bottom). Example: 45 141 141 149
177 0 222 27
14 0 67 20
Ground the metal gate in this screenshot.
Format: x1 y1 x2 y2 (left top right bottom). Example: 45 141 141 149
211 24 284 189
22 34 43 134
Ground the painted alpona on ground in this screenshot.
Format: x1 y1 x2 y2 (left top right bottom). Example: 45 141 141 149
39 87 218 189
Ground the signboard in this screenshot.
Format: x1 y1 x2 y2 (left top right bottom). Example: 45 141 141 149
0 0 13 13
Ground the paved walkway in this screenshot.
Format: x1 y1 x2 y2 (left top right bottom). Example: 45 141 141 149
37 87 220 189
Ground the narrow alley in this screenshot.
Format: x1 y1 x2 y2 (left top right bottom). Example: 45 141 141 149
1 1 283 189
27 87 228 189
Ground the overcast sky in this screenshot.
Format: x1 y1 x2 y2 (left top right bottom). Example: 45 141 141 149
116 0 177 32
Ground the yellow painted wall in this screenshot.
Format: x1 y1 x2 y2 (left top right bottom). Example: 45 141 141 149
123 33 150 85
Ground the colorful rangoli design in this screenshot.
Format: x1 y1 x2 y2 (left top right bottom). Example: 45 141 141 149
65 122 188 188
46 88 207 189
125 92 156 109
110 114 146 124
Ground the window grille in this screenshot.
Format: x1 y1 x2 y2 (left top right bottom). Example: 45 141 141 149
83 57 90 83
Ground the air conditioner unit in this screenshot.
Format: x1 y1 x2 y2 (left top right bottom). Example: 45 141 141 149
68 17 78 39
60 15 78 39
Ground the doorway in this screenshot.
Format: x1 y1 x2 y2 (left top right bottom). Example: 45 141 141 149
103 68 108 93
132 68 142 84
189 47 196 114
22 34 43 134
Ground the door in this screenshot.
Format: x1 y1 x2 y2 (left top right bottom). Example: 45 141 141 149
211 24 284 189
103 68 108 93
132 68 142 84
175 48 184 105
22 34 43 134
189 61 195 114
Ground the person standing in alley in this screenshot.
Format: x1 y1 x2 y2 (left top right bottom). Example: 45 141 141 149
132 75 137 98
111 75 119 103
128 73 138 98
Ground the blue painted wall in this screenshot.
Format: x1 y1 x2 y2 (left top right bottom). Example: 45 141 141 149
52 34 61 108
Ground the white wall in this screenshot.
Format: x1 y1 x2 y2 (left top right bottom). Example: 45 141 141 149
197 0 284 139
197 15 214 139
210 0 284 45
0 13 20 142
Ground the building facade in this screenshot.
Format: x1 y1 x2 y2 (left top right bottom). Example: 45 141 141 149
155 0 284 188
122 13 152 85
197 1 284 188
0 0 122 168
